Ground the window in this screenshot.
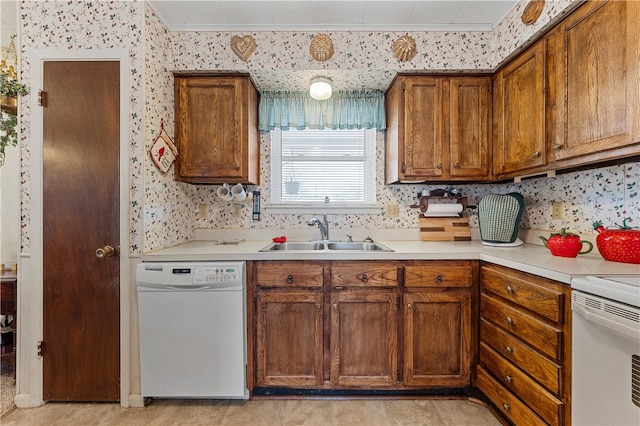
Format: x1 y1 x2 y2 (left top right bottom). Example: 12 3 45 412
269 128 378 212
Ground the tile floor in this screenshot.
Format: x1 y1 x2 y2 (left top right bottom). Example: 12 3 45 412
1 398 502 425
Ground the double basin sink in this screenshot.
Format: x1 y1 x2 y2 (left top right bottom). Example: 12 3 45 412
260 241 394 252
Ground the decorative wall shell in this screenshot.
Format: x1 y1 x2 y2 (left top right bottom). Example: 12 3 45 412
392 34 417 62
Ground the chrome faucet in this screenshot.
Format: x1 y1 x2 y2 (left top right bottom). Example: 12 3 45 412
307 214 329 241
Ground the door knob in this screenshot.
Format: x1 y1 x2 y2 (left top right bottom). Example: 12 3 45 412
96 245 116 258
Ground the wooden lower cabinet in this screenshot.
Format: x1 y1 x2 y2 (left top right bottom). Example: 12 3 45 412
256 291 323 387
251 260 476 391
478 263 571 426
330 291 398 387
403 292 471 387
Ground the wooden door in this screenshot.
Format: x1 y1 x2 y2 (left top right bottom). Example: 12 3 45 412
401 77 444 179
551 0 640 162
448 77 491 179
330 291 397 387
403 292 471 387
493 41 546 177
256 291 324 387
42 61 120 401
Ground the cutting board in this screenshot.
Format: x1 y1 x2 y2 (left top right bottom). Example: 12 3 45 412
419 215 471 241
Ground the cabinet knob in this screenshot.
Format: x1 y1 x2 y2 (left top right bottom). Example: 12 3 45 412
316 303 321 309
435 274 443 283
454 162 460 169
505 346 514 354
286 275 293 284
360 274 368 283
437 163 443 169
408 303 413 310
332 303 338 310
532 151 540 158
504 375 512 384
553 143 563 151
233 164 240 170
505 317 513 326
502 403 511 412
506 286 515 295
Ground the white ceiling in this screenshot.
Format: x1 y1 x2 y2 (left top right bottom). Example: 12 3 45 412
147 0 518 32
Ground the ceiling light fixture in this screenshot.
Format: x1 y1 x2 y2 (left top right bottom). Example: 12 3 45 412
309 76 332 100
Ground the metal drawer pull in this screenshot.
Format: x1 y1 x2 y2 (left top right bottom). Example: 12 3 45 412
553 143 562 150
334 286 344 290
505 346 514 354
332 303 338 310
408 303 413 310
360 274 368 283
316 303 321 309
502 403 510 412
505 317 513 326
504 375 512 384
435 274 443 283
506 286 515 295
532 151 540 158
454 162 461 168
286 275 293 284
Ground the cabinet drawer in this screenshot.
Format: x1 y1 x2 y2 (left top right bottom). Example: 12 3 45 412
405 261 473 288
477 365 547 426
481 265 564 323
480 343 564 426
480 320 562 395
481 294 563 361
331 262 398 288
257 262 324 288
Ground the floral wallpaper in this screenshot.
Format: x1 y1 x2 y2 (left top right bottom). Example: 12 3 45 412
19 0 146 254
18 0 637 255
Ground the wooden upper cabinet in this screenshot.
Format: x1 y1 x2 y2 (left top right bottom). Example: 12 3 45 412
385 75 491 183
449 77 492 179
548 0 640 165
493 41 546 178
173 74 259 184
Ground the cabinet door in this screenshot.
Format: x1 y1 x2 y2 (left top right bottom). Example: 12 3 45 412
401 77 444 179
403 292 471 387
175 76 257 183
330 291 398 387
493 41 546 177
449 77 491 179
550 0 640 162
256 291 324 387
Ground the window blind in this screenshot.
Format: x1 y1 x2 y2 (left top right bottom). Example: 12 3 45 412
271 128 376 205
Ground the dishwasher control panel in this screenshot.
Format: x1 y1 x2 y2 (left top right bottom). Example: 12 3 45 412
192 265 242 284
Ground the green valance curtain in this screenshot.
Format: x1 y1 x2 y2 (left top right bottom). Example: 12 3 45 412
258 90 386 131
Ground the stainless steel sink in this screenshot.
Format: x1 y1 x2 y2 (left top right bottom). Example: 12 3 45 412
326 242 393 252
259 242 325 251
259 241 393 252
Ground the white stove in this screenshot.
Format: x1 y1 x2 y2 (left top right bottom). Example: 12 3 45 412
570 274 640 425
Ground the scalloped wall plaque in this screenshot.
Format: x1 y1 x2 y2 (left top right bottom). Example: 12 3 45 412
230 35 257 62
310 33 334 62
521 1 545 26
392 34 417 62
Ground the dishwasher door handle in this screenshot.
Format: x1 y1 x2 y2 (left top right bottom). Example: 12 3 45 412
572 300 639 341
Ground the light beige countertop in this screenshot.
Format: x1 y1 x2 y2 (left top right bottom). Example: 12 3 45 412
142 237 639 284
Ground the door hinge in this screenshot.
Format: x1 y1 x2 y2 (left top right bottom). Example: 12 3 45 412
38 90 48 107
397 296 401 307
37 340 46 357
397 368 401 382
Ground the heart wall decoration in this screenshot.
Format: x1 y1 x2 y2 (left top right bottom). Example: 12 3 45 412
230 35 257 62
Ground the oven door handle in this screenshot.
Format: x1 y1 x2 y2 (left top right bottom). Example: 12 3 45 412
573 300 639 341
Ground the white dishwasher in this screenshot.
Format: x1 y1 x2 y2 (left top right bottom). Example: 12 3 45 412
136 261 248 399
